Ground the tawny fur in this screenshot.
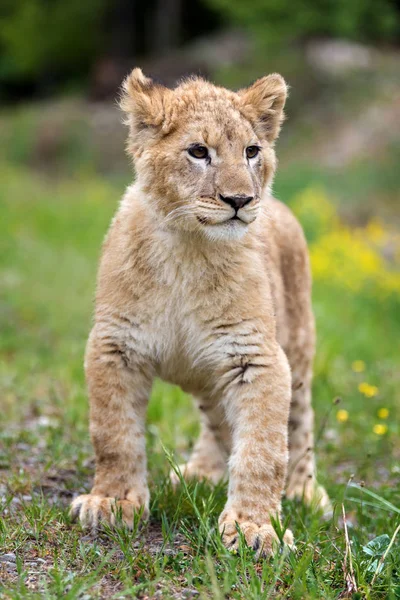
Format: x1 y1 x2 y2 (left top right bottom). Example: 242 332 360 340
70 68 330 557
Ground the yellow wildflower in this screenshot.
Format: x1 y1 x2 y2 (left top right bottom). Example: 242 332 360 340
336 409 349 423
352 360 365 373
373 424 388 435
366 219 386 245
377 408 389 419
293 188 400 298
358 382 379 398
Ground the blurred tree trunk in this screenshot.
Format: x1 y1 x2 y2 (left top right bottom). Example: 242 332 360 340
151 0 182 55
90 0 138 99
109 0 137 59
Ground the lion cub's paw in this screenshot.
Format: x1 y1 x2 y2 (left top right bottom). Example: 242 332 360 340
219 512 294 559
70 493 149 530
286 481 332 516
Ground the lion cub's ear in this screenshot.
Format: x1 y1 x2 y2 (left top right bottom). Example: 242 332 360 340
239 74 288 143
120 68 174 148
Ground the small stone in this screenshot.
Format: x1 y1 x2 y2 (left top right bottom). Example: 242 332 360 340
0 553 16 563
15 443 30 451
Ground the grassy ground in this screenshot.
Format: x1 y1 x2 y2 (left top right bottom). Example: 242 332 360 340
0 158 399 599
1 47 400 597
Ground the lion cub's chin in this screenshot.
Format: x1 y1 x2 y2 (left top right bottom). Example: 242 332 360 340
201 219 250 242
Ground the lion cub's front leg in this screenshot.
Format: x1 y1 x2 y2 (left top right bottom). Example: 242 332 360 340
70 329 153 530
218 344 293 558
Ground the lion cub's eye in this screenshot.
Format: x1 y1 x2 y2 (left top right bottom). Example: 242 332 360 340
188 145 209 160
246 146 260 159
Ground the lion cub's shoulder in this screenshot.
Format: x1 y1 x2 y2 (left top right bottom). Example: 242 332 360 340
266 197 308 249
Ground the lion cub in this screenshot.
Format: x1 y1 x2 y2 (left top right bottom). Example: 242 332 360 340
71 68 329 556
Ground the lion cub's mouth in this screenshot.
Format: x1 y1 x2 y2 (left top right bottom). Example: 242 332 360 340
225 215 248 225
197 215 248 226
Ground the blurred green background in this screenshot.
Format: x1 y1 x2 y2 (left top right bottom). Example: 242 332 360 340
1 1 400 597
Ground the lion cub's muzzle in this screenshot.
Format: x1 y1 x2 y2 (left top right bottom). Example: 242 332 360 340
195 193 260 230
217 194 257 225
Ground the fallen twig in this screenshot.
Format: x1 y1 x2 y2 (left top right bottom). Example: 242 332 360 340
341 503 358 596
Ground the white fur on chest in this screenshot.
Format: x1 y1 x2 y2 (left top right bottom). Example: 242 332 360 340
143 281 213 388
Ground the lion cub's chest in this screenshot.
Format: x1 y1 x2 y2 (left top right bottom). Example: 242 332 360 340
139 285 213 392
125 244 273 393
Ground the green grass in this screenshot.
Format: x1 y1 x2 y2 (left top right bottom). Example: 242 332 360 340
1 162 399 599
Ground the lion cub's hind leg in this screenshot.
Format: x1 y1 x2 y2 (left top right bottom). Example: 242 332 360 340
286 378 331 513
170 400 228 486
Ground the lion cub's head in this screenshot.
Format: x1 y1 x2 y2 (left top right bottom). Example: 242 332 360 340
120 69 287 241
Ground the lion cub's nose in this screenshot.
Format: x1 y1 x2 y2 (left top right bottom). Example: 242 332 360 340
219 195 254 210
